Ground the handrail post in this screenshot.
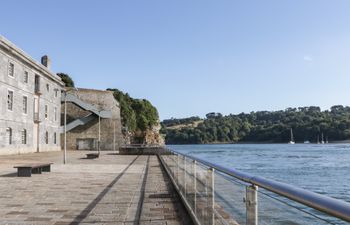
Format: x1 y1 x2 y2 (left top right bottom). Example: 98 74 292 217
170 152 173 177
207 167 215 225
172 152 175 177
177 154 179 184
246 184 258 225
193 160 197 216
184 156 187 196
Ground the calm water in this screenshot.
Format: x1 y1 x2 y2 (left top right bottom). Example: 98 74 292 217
168 144 350 224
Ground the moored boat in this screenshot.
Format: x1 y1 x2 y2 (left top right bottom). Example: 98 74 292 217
289 128 295 144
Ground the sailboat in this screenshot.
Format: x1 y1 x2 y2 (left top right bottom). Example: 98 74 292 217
317 135 320 144
289 128 295 144
321 133 325 144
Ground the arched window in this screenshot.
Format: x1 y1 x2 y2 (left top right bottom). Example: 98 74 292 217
21 129 27 144
45 131 49 144
6 128 12 145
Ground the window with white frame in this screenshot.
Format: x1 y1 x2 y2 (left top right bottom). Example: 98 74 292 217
55 89 58 98
45 105 48 119
46 84 50 92
24 71 28 83
45 131 49 144
7 90 13 111
8 62 14 77
6 128 12 145
23 96 28 114
54 107 57 121
21 129 27 144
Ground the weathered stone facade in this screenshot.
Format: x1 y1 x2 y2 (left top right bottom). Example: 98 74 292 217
0 36 64 155
61 88 123 150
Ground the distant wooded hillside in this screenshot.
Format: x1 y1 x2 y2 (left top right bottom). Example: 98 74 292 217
161 106 350 144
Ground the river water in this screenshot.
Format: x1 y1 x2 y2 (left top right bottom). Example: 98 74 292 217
168 144 350 224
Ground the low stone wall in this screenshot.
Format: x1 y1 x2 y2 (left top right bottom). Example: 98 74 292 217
119 146 167 155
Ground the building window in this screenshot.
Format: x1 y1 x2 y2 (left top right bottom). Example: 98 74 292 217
24 71 28 83
23 96 28 114
45 131 49 144
54 107 57 121
21 129 27 144
6 128 12 145
8 62 14 77
35 75 40 94
54 132 57 144
45 105 48 119
46 84 50 92
7 90 13 111
54 89 58 98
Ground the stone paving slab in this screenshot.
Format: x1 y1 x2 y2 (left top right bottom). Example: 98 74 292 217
0 151 193 225
139 156 192 225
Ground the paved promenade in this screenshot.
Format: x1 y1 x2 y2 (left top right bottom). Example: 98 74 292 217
0 151 193 225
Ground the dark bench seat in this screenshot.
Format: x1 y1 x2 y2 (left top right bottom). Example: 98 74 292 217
14 163 53 177
86 153 99 159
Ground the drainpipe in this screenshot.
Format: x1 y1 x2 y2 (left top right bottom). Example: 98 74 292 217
36 97 40 153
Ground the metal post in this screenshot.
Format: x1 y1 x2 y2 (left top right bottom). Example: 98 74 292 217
172 153 175 177
184 156 187 196
98 111 101 156
246 185 258 225
177 154 180 184
207 168 215 225
113 119 116 151
193 160 197 215
64 91 67 164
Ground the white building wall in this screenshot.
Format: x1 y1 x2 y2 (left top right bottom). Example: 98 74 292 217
0 36 64 155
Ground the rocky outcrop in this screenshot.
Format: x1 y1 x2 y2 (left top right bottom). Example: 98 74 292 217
124 122 165 146
143 123 165 145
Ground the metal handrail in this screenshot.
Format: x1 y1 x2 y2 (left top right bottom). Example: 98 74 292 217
165 148 350 222
120 144 162 148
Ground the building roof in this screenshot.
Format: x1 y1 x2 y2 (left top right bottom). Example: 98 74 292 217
0 35 64 87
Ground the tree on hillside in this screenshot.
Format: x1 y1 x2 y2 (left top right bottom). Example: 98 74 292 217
107 88 159 132
162 106 350 144
57 73 75 87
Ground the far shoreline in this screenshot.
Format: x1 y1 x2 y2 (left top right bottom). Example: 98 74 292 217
165 140 350 145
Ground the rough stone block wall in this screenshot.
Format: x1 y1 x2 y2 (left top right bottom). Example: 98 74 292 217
61 88 124 150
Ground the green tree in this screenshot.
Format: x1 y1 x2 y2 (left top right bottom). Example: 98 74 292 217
162 105 350 144
57 73 75 87
107 88 159 132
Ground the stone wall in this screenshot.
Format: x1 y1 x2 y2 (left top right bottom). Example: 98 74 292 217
61 88 124 150
0 36 63 155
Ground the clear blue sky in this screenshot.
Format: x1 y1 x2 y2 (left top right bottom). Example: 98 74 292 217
1 0 350 120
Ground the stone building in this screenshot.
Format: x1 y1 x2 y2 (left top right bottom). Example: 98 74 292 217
61 88 123 150
0 36 64 155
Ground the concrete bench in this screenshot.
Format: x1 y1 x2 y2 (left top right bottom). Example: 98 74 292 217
14 163 53 177
86 153 99 159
